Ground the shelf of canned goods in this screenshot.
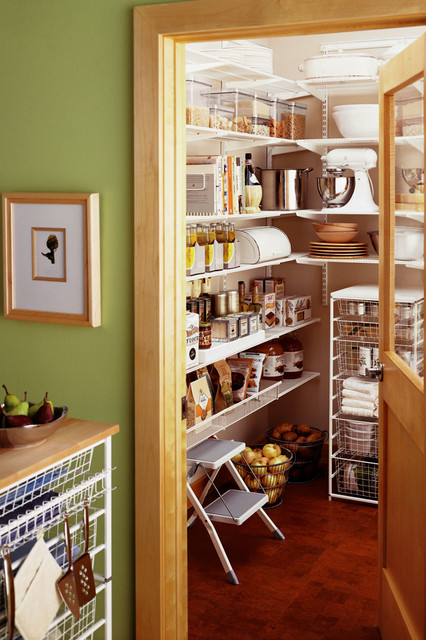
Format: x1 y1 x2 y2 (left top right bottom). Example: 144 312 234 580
328 284 424 505
0 419 119 640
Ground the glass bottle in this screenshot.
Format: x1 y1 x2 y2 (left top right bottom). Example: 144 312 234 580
208 223 216 245
248 280 263 328
280 334 304 379
196 223 208 246
215 222 226 243
244 153 260 186
255 340 285 380
227 222 236 243
238 280 248 312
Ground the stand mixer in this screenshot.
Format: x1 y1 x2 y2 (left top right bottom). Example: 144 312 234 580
318 148 379 213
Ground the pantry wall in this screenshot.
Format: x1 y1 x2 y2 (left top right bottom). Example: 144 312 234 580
185 25 424 455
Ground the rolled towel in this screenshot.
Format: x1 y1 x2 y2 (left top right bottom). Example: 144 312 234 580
342 397 377 411
341 405 378 418
342 388 378 402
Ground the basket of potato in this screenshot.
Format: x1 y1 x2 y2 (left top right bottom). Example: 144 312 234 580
231 443 294 509
266 423 327 484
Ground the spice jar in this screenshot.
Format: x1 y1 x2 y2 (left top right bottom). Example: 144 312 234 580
280 334 304 379
199 322 212 349
254 340 285 380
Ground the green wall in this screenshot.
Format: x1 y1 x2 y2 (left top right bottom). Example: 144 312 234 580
0 0 181 637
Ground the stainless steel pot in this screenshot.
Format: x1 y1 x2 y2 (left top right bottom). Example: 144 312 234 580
258 168 313 211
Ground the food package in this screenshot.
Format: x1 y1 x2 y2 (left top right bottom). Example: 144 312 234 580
186 311 199 367
186 376 213 429
211 360 234 412
284 295 311 325
239 351 267 395
259 292 275 329
263 277 285 299
227 358 253 402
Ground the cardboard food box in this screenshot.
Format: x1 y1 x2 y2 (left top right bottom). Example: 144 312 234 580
186 311 199 367
259 292 276 329
275 298 286 327
186 376 212 429
263 277 285 299
284 295 311 326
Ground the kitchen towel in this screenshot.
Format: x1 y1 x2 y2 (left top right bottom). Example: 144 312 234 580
14 537 63 640
342 388 378 401
343 377 379 397
342 397 378 411
342 405 378 418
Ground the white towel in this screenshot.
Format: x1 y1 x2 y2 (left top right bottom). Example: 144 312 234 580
342 397 377 411
342 388 379 402
343 377 379 397
342 405 378 418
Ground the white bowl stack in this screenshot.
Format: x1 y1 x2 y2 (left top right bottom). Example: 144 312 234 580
332 103 379 138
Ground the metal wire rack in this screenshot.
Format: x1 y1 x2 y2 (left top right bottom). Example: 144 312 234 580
335 415 378 458
333 451 379 501
0 472 107 551
0 449 94 520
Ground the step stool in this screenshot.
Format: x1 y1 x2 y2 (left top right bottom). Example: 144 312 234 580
187 437 285 585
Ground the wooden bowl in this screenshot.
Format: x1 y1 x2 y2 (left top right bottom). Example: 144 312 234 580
314 229 359 243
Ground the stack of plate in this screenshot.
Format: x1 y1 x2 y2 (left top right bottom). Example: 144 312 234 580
309 241 369 259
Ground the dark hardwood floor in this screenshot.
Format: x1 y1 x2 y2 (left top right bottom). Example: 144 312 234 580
188 463 381 640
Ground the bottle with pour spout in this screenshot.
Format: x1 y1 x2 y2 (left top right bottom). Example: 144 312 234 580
244 153 262 213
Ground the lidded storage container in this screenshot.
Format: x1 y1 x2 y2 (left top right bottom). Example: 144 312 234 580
186 78 211 127
274 100 307 139
209 103 234 130
207 89 272 136
395 91 423 136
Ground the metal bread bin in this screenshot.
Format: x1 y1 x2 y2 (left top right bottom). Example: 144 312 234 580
236 226 292 264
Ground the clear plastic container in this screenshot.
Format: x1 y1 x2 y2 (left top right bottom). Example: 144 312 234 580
186 79 211 127
275 100 307 140
396 94 423 136
209 104 234 130
402 116 424 136
206 89 271 136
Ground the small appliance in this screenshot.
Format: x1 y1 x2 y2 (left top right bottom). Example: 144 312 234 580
318 148 379 213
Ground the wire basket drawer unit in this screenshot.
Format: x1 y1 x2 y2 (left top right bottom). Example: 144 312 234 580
334 452 379 501
335 415 378 457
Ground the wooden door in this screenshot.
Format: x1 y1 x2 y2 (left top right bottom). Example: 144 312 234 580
378 35 425 640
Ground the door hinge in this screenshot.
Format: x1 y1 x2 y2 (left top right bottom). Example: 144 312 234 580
181 395 187 420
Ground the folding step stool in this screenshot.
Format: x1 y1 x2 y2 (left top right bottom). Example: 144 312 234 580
187 437 285 585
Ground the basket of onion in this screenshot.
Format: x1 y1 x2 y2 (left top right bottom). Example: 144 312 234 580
231 443 294 509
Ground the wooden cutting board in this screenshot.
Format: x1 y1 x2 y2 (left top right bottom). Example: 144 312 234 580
396 192 424 204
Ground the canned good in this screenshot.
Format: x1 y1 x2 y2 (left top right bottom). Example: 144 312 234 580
227 290 239 314
348 301 365 316
358 346 371 376
214 292 228 316
199 322 212 349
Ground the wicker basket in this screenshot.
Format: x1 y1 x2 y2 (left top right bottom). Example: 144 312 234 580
266 426 327 484
232 444 294 508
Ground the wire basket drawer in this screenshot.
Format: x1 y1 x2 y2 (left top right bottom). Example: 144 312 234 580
335 454 378 501
335 416 378 457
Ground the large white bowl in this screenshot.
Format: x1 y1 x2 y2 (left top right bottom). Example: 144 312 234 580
368 227 424 260
333 105 379 138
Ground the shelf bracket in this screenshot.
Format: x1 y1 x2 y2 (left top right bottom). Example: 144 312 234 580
322 263 329 306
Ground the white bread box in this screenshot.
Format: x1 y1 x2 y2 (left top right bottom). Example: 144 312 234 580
236 226 292 264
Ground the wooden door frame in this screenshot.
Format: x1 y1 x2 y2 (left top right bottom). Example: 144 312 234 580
133 2 426 638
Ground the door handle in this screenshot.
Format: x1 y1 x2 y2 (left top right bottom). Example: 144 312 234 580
365 362 383 382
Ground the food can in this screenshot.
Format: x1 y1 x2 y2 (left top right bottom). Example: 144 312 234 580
199 322 212 349
227 290 240 314
214 292 228 317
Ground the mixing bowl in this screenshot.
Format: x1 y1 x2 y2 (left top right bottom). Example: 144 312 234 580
401 168 424 193
317 176 355 208
332 104 379 137
368 227 424 260
314 229 359 243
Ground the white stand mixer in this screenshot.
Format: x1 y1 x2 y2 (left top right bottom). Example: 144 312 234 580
321 148 379 213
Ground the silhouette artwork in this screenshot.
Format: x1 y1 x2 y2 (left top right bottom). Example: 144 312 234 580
41 234 59 264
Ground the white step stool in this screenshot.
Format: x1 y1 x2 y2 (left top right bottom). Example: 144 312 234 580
187 437 285 585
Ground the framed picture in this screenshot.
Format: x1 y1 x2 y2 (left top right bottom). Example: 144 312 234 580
2 193 101 326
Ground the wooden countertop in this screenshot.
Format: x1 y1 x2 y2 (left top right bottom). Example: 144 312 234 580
0 417 119 491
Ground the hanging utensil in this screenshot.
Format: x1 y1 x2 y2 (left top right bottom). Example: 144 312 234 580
73 501 96 606
2 546 15 640
56 514 80 620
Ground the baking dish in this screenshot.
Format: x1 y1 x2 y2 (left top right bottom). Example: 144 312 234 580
299 53 380 81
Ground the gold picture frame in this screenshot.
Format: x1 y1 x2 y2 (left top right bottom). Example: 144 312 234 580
2 192 101 326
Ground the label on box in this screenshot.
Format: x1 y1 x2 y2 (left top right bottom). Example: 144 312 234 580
186 312 199 367
284 295 311 326
186 376 212 428
259 292 275 329
264 278 285 299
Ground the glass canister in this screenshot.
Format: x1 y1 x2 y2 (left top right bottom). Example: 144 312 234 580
186 79 211 127
276 100 307 140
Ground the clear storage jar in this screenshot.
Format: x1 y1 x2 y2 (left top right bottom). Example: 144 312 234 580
206 89 271 136
186 79 211 127
275 100 307 140
209 104 234 130
396 94 423 136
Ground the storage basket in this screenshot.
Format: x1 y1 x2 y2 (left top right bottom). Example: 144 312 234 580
265 426 327 484
233 444 293 508
336 416 378 457
335 454 378 501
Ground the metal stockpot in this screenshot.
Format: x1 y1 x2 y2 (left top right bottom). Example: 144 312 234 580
257 167 313 211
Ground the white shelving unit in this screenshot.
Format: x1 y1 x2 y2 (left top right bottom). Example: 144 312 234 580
329 285 424 505
0 421 117 640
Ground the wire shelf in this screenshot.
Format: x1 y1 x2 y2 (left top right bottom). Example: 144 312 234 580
0 473 107 552
333 451 378 501
0 449 94 520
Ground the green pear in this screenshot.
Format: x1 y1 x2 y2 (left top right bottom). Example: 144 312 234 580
6 391 29 416
2 384 21 411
